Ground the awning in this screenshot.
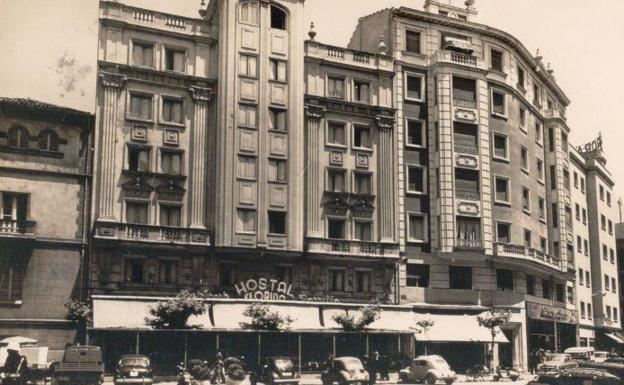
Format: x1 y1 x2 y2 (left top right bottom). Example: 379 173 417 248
92 298 212 330
211 302 323 331
605 333 624 344
323 307 417 332
413 313 509 343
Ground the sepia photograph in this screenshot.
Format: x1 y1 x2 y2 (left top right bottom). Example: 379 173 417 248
1 1 624 385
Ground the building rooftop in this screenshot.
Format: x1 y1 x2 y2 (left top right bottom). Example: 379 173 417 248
0 97 93 127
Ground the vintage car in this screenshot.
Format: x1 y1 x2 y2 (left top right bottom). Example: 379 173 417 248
114 355 153 385
578 359 624 380
51 345 104 385
564 347 595 362
537 353 578 375
594 351 609 363
399 355 456 385
321 357 368 385
528 368 620 385
250 357 300 385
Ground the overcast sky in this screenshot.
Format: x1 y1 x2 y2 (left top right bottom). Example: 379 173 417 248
1 0 623 207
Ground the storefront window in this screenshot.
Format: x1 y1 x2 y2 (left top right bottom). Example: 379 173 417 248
329 268 345 291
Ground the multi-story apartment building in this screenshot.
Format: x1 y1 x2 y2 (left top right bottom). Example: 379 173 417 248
0 98 93 348
616 222 624 327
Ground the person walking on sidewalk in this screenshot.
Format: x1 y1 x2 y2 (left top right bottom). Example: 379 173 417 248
368 351 379 385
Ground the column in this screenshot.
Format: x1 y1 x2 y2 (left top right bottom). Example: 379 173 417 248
305 104 325 237
97 71 126 221
377 116 395 242
189 86 212 229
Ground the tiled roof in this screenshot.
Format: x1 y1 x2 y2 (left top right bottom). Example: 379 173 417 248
0 97 93 127
0 97 91 117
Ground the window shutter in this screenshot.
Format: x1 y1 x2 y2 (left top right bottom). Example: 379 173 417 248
144 46 153 67
138 150 149 171
278 62 286 81
171 153 181 175
172 101 182 123
141 97 151 120
170 207 180 227
174 51 185 72
132 45 143 65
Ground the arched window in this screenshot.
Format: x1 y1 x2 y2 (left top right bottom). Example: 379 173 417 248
270 5 287 30
38 130 60 151
240 1 259 25
7 126 29 148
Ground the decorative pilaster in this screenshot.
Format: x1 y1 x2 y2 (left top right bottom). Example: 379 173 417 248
305 104 325 237
189 86 212 229
437 73 455 252
376 115 395 242
97 71 126 221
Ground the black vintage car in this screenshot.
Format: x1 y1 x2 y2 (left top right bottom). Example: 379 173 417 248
114 355 153 385
250 357 299 385
321 357 368 385
578 360 624 380
529 368 620 385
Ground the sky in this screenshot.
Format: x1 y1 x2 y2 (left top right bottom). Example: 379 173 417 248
1 0 624 204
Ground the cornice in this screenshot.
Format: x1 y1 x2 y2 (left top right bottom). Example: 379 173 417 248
304 56 395 78
99 61 217 91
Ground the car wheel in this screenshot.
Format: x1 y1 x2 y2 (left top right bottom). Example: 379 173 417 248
425 374 436 385
445 380 454 385
400 373 408 383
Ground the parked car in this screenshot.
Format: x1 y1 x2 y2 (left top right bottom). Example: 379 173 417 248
536 353 578 375
114 355 153 385
321 357 368 385
399 355 456 385
528 368 619 385
250 357 300 385
564 347 595 362
578 359 624 379
51 345 104 385
605 357 624 364
594 352 609 363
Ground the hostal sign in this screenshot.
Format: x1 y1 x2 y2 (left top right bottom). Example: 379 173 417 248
235 278 295 300
527 302 578 324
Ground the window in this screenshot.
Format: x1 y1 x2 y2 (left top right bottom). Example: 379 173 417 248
160 151 182 175
607 191 612 207
577 236 582 252
601 215 606 231
497 222 510 243
268 109 287 132
491 89 506 116
586 271 590 288
328 77 345 99
7 126 29 148
353 221 372 241
606 306 612 321
328 218 345 239
353 125 371 148
580 302 586 319
615 308 619 323
129 94 152 120
582 208 587 224
238 104 257 127
449 266 472 290
456 217 481 247
270 5 287 30
37 130 59 151
408 214 426 243
566 286 574 304
548 128 554 152
588 304 593 320
517 65 525 90
453 76 476 107
0 259 24 302
128 146 150 172
327 122 346 145
405 30 421 54
580 177 585 193
353 80 370 103
268 159 287 182
603 244 608 260
269 59 286 82
575 204 580 221
584 239 589 256
159 260 179 284
523 229 531 248
573 172 578 188
490 48 503 72
238 156 256 179
162 98 184 124
520 146 528 172
236 209 256 233
522 187 530 212
563 169 570 191
542 279 551 299
535 122 542 144
131 41 154 67
276 265 293 283
1 193 28 225
550 166 556 190
240 54 258 77
268 211 286 234
540 237 547 252
526 274 535 295
494 177 510 204
519 108 527 131
219 264 235 286
600 185 605 201
407 166 426 194
552 204 558 228
327 169 346 192
329 269 345 291
126 201 148 224
353 172 371 195
355 270 371 292
164 47 185 73
406 264 430 287
555 284 565 303
493 133 508 160
612 277 617 293
605 275 610 292
159 205 181 227
497 269 514 292
539 198 546 220
579 268 585 286
610 249 615 264
407 119 425 148
405 73 424 101
239 0 259 25
533 84 542 106
125 258 145 283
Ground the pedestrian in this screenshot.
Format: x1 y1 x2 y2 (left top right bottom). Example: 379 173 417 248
211 352 226 384
325 354 334 370
1 342 28 385
368 351 379 385
379 354 389 381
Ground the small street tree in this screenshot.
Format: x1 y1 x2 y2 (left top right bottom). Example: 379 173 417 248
65 299 92 343
333 303 381 331
145 289 207 329
240 302 294 331
416 319 435 354
477 309 511 372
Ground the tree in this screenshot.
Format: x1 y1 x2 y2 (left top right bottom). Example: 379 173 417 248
477 309 511 372
65 299 92 344
145 290 207 329
332 303 381 331
416 319 435 354
240 303 294 331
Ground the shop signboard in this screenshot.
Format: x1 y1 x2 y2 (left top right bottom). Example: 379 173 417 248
234 278 339 302
527 302 578 324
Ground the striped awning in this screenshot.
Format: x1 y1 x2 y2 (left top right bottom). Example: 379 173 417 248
211 302 323 331
414 313 509 343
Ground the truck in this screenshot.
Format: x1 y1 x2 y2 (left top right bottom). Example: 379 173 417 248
51 345 104 385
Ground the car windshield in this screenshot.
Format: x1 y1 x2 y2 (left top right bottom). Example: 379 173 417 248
545 354 567 362
274 359 294 371
342 359 363 370
120 357 150 367
432 358 450 370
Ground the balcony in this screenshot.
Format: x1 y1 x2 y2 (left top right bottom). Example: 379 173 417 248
304 41 393 73
430 50 487 71
95 222 210 245
545 108 566 121
454 144 479 155
0 219 36 238
456 238 482 249
494 242 562 271
306 238 399 259
453 97 477 110
455 189 480 201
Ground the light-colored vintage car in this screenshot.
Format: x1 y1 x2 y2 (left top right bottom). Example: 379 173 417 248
537 353 578 375
399 355 456 385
